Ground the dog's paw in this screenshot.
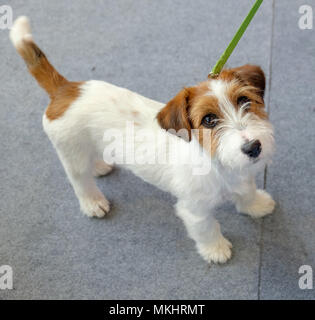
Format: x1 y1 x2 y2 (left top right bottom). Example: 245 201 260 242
79 196 110 218
238 189 275 218
93 161 113 177
197 236 232 264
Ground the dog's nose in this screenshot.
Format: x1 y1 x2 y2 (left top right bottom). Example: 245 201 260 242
241 139 261 158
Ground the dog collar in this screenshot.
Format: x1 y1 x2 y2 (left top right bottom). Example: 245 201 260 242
209 0 263 79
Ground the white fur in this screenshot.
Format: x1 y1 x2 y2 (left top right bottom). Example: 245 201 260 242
209 80 274 171
9 16 33 48
235 189 275 218
42 80 275 265
11 16 276 264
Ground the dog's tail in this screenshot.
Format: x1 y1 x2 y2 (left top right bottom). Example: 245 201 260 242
10 16 67 98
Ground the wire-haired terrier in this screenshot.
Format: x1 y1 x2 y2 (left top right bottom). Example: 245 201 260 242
10 16 275 264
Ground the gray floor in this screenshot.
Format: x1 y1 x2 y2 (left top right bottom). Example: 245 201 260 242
0 0 314 300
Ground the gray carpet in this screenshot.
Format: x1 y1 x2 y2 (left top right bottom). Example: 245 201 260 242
0 0 314 299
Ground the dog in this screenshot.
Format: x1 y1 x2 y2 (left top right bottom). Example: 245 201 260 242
10 16 275 264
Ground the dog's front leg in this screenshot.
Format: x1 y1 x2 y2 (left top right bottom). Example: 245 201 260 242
175 200 232 264
233 177 275 218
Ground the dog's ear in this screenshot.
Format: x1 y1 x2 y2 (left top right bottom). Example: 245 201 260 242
232 64 265 98
157 87 195 141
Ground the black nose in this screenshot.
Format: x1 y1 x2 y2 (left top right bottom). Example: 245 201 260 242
241 139 261 158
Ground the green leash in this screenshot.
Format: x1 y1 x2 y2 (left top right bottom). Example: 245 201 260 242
209 0 263 78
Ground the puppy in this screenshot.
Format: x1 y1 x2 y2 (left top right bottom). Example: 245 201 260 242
10 16 275 264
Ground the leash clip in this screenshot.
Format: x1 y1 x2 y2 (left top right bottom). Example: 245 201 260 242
208 72 219 79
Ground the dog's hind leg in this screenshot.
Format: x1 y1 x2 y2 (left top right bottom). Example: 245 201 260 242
56 148 110 218
93 159 113 177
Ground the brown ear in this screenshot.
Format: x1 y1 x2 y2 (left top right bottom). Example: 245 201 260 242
157 87 195 140
232 64 265 98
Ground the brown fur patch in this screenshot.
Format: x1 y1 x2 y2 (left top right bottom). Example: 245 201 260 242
188 95 221 155
157 87 197 140
15 38 84 120
156 82 221 154
157 65 267 156
17 39 67 98
189 95 222 126
219 64 266 98
46 81 84 120
225 80 267 119
131 110 139 116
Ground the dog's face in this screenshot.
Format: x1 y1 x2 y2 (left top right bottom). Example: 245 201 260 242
157 64 274 170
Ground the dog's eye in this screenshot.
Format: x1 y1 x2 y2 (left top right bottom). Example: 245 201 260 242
201 113 218 128
237 96 250 107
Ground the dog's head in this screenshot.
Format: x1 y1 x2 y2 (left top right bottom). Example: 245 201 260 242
157 64 274 170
